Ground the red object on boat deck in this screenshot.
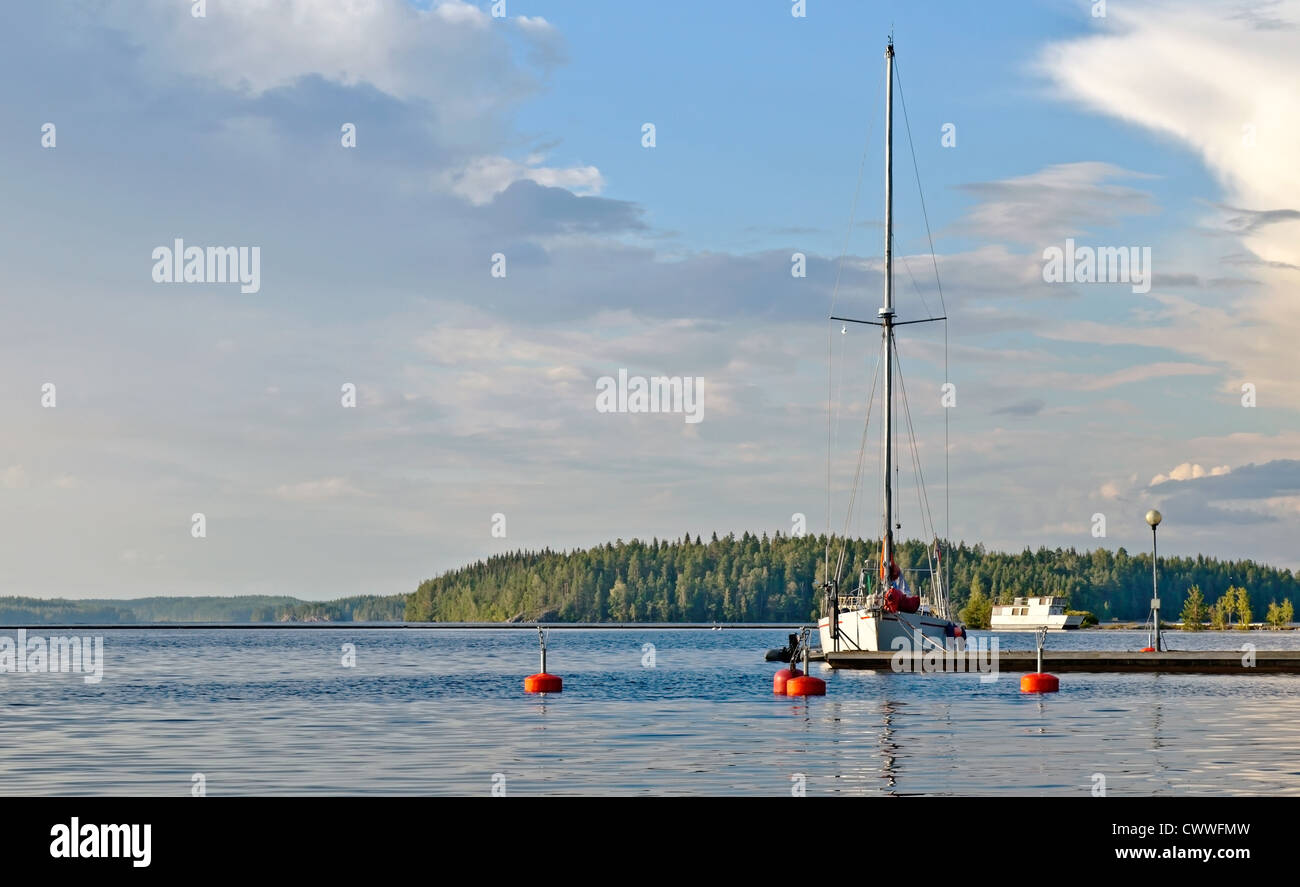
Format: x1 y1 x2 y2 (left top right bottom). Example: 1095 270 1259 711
883 588 920 614
785 675 827 697
773 667 803 694
1020 673 1059 693
524 673 563 693
1140 646 1156 653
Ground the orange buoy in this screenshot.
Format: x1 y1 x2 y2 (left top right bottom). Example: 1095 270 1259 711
1020 672 1059 693
524 672 563 693
525 626 562 693
1140 646 1155 652
773 667 802 694
785 675 826 697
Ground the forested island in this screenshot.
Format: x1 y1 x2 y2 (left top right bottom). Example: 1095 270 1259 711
405 533 1299 625
4 534 1294 626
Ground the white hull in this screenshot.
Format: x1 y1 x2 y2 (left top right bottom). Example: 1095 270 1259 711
819 607 956 654
989 613 1082 630
989 596 1082 631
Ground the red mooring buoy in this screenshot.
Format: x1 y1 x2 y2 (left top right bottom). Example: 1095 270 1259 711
785 674 827 696
1140 646 1156 652
525 626 562 693
524 672 563 693
780 629 826 696
1020 672 1059 693
773 667 802 694
1020 628 1059 692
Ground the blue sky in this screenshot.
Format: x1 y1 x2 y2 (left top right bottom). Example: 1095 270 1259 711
0 0 1297 600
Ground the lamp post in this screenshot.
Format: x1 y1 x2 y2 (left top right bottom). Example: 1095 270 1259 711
1146 509 1163 651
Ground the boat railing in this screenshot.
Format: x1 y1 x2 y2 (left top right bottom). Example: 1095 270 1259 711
837 592 883 612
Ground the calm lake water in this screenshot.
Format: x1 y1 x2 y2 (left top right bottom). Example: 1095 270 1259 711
1 628 1298 796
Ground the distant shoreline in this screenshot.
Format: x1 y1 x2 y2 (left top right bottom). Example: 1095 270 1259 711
0 621 804 631
3 621 1291 631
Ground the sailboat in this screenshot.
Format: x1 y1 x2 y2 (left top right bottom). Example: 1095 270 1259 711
817 37 965 657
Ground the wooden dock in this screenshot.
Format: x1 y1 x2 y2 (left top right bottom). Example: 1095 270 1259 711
822 649 1300 674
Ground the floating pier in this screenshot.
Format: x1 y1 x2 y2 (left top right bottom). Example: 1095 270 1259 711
823 649 1300 674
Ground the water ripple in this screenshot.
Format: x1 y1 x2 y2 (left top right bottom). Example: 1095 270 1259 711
0 628 1296 795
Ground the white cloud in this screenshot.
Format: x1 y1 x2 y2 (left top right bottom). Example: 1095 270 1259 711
1150 462 1231 485
99 1 563 146
516 15 555 33
438 155 605 205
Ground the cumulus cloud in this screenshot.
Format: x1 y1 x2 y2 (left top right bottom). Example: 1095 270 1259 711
93 0 564 155
1145 459 1300 527
439 155 605 205
1150 462 1231 485
1098 474 1140 501
101 1 558 101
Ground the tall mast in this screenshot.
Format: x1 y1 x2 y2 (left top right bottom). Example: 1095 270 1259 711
880 37 895 579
